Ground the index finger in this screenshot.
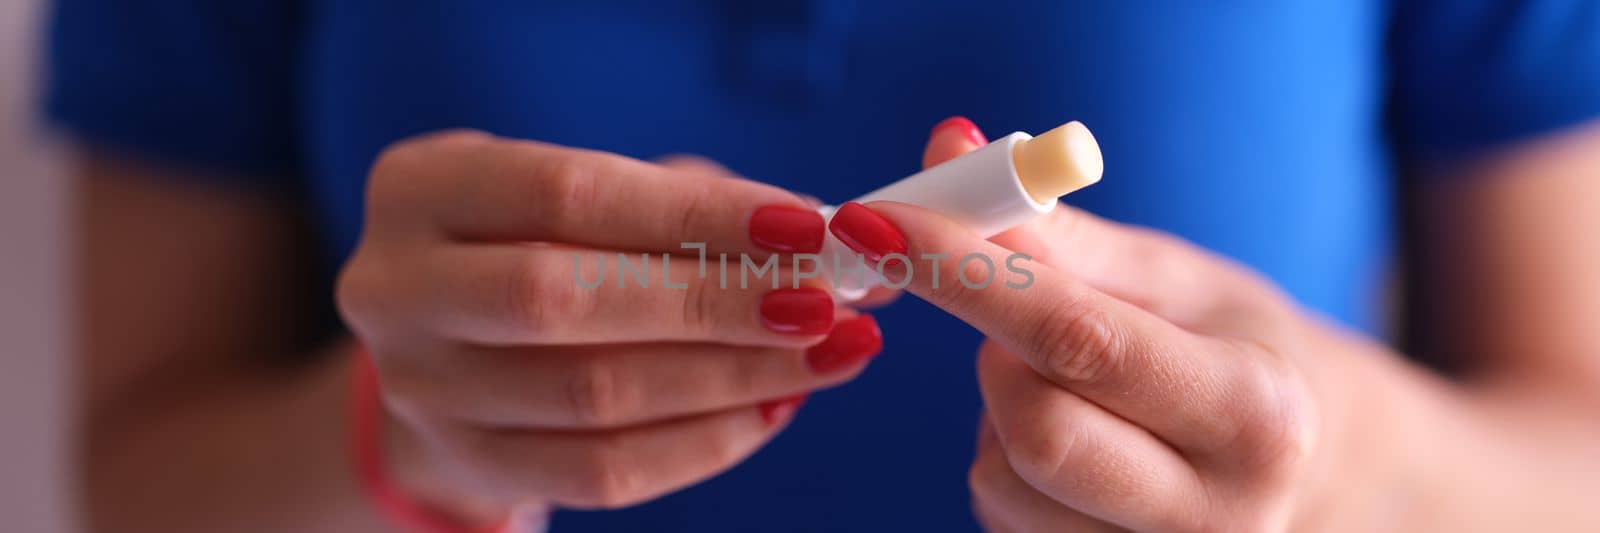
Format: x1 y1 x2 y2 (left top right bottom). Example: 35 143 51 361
828 200 1262 453
378 132 823 257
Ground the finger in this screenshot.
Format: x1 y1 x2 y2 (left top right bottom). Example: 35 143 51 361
379 316 883 429
971 421 1126 533
830 200 1255 452
853 117 988 313
381 132 823 256
991 204 1289 335
408 242 840 347
924 116 988 168
978 342 1204 532
655 154 740 179
849 285 903 309
658 156 829 213
428 400 803 510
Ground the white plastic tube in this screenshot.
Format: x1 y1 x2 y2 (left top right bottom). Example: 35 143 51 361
818 122 1102 300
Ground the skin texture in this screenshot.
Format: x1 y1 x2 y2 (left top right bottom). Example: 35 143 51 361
77 118 1600 532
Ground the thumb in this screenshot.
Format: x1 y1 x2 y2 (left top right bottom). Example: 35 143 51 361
922 116 988 168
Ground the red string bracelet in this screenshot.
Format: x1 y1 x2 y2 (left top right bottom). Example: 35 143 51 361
350 344 517 533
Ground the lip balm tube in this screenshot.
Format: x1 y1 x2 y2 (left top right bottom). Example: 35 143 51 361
818 121 1104 300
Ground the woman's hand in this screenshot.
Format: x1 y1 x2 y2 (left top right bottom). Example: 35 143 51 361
335 131 884 515
828 121 1375 531
831 199 1339 531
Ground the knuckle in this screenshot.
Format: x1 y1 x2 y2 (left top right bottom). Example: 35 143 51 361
673 181 714 244
370 359 439 421
524 151 599 232
701 426 747 469
923 248 962 290
334 259 379 326
728 347 774 389
504 256 583 340
965 454 1007 502
955 253 999 288
546 157 594 212
564 358 635 427
925 255 979 308
1002 422 1080 486
1228 360 1317 477
566 438 646 509
370 138 425 180
679 273 715 335
367 130 491 222
335 255 403 336
1032 303 1124 385
367 146 425 210
927 270 974 308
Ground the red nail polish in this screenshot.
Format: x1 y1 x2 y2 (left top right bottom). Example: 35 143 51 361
760 288 835 335
806 315 884 374
932 116 988 146
827 202 908 264
759 394 808 426
750 205 825 253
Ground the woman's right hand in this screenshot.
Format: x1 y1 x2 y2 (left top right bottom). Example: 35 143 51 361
335 131 884 515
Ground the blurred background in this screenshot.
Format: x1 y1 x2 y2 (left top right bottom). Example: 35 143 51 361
0 0 74 530
5 1 1598 531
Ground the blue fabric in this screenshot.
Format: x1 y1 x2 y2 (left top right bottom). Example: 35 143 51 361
44 1 1600 531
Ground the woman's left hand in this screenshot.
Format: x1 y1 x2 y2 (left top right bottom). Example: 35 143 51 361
826 121 1377 531
832 198 1348 531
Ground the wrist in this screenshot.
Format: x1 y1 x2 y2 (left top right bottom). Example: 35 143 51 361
382 407 520 528
1290 326 1482 531
349 344 526 532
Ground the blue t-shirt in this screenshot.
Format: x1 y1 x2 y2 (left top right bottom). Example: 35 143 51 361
45 2 1600 531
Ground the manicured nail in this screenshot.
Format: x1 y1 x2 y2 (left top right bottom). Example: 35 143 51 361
932 116 988 147
806 315 884 374
759 394 808 426
750 205 825 253
827 202 908 264
760 288 835 335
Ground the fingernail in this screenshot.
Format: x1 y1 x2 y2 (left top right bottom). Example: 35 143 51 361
760 288 835 335
750 205 826 253
759 394 808 426
806 315 884 374
932 116 988 147
827 202 908 264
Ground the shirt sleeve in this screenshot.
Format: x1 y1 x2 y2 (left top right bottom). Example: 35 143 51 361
43 0 304 182
1388 0 1600 162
